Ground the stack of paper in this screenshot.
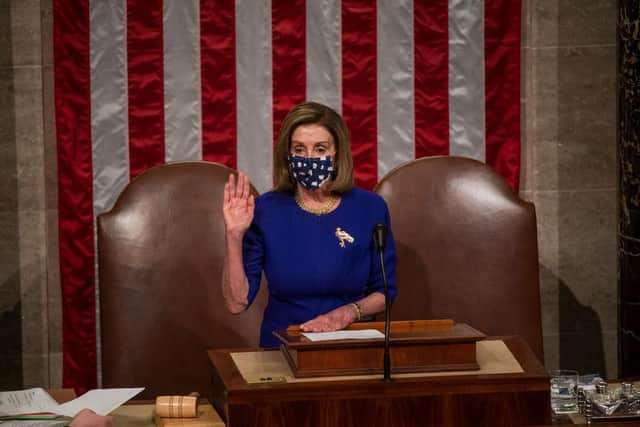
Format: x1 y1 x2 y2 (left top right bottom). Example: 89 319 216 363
0 387 144 425
301 329 385 341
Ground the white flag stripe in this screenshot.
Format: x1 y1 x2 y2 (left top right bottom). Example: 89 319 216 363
163 0 202 162
306 0 342 114
89 0 129 388
377 0 415 180
448 0 486 160
90 0 129 216
236 0 273 194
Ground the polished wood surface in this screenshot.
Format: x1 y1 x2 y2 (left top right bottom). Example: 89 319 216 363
275 320 485 377
208 336 551 427
285 318 457 334
108 403 225 427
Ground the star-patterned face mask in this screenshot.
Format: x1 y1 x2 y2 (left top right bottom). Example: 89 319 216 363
288 154 334 191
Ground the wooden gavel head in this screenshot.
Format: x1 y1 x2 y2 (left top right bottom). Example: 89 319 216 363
155 395 198 418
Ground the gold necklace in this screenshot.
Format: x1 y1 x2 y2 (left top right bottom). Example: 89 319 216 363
295 194 338 215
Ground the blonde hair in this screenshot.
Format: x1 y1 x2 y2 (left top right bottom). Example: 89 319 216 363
274 102 354 194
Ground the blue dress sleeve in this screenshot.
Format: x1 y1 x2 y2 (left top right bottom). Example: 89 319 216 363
242 211 265 306
367 201 398 302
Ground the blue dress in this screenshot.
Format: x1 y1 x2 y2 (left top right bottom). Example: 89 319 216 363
243 187 398 348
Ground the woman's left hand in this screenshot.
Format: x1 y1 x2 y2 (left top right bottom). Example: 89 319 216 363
300 304 357 332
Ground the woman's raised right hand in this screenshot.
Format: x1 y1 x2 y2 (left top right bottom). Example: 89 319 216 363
222 172 255 240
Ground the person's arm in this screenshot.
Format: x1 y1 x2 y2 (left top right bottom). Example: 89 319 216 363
221 173 254 313
300 292 386 332
222 235 250 313
352 291 385 318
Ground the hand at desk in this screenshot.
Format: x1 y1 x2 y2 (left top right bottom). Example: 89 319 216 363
70 409 113 427
300 304 357 332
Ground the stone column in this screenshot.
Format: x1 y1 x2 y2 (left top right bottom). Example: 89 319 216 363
618 1 640 376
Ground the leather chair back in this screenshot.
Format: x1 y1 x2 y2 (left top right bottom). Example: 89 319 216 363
98 161 266 398
375 156 544 360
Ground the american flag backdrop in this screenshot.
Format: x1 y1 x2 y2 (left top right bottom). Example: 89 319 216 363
53 0 521 391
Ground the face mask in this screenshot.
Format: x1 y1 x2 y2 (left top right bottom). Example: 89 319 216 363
288 154 334 191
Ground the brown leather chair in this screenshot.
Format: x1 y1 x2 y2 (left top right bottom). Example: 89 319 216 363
375 156 544 361
98 161 267 398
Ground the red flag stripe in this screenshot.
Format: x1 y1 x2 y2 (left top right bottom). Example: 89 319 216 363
200 0 237 167
53 0 97 392
342 0 377 190
271 0 306 146
484 0 521 191
414 0 449 158
127 0 165 178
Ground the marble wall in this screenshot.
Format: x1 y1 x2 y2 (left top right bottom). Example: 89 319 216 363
0 0 22 388
0 0 619 388
0 0 59 389
521 0 618 376
0 0 54 388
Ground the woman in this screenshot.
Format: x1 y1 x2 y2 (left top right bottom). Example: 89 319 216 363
222 101 397 348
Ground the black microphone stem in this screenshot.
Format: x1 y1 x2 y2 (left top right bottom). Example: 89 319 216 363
378 247 392 382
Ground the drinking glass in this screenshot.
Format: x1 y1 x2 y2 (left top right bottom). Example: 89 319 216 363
592 390 623 416
550 369 579 414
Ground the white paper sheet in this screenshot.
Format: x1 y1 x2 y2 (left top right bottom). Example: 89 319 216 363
0 388 59 416
0 388 144 418
54 388 144 417
0 420 68 427
301 329 385 341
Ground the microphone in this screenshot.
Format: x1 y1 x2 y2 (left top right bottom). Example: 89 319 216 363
373 223 392 382
373 223 387 251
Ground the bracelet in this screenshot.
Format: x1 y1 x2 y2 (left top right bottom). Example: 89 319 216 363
350 302 362 321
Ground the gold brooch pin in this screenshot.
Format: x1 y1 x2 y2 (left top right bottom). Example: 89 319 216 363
335 227 354 248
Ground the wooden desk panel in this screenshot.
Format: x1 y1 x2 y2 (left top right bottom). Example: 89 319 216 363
208 336 551 427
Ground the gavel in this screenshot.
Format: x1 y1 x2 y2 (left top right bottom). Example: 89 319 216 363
155 393 199 418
